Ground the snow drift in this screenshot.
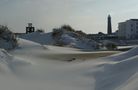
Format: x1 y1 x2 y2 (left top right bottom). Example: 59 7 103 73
0 49 30 75
88 46 138 90
105 46 138 61
0 38 137 90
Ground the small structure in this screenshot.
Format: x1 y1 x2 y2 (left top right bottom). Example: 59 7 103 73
26 23 35 34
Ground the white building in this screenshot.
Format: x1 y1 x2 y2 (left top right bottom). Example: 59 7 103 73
118 19 138 39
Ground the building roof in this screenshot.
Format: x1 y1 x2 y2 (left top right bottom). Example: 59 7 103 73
130 19 138 21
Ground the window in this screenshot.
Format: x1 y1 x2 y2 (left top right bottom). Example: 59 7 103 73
136 26 138 29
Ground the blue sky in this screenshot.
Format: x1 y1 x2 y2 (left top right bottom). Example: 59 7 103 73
0 0 138 33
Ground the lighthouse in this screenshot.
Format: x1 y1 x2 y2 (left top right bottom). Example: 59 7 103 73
107 15 112 34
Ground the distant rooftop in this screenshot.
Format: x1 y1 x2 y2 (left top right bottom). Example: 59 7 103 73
130 19 138 21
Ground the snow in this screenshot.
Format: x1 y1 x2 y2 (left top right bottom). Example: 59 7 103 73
19 32 55 45
19 31 98 50
59 33 97 49
0 38 137 90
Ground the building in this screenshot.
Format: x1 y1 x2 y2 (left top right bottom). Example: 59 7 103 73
26 23 35 34
118 19 138 39
107 15 112 34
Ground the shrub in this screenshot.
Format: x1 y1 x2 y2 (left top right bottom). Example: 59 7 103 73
0 25 18 49
52 28 63 39
61 25 75 32
36 29 44 33
105 43 117 50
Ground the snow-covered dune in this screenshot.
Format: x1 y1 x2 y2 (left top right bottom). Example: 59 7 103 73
19 31 98 50
0 38 137 90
